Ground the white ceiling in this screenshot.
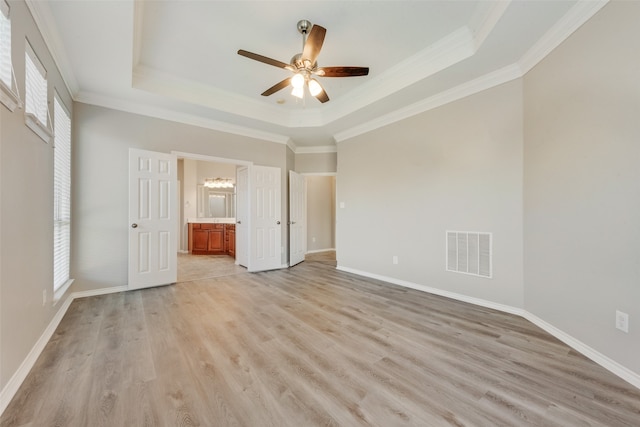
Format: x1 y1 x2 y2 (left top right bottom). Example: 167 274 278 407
29 0 606 152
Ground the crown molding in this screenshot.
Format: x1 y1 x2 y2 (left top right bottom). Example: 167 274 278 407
295 145 337 154
25 0 79 96
132 65 292 128
75 90 290 145
133 24 481 131
335 63 522 143
285 139 338 154
132 0 144 69
323 26 477 126
28 0 609 152
518 0 609 74
469 0 511 50
335 0 609 143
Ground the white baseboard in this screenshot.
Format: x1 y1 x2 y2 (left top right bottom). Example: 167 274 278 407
0 284 128 416
336 265 524 316
0 293 74 415
521 312 640 390
71 285 128 300
336 264 640 390
306 248 336 255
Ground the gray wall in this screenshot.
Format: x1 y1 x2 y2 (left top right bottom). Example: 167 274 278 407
306 176 336 252
72 103 289 292
336 0 640 377
295 152 337 173
0 0 73 391
523 1 640 373
337 79 525 308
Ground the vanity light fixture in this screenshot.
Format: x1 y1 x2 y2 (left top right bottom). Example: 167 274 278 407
204 178 235 189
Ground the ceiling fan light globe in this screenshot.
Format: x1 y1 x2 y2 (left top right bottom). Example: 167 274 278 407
291 86 304 99
291 73 305 89
308 79 322 96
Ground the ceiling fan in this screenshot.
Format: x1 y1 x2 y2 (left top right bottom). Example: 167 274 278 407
238 19 369 103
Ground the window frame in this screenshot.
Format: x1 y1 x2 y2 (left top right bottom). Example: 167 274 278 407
0 0 20 111
24 39 52 142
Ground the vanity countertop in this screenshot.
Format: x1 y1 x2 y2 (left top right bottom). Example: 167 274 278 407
188 218 236 224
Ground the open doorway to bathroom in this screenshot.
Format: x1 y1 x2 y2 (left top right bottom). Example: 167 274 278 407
176 154 249 282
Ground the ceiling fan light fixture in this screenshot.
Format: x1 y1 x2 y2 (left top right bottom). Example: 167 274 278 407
308 79 322 96
291 73 305 89
291 86 304 99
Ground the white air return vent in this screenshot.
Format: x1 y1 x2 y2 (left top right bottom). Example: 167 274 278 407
446 231 492 278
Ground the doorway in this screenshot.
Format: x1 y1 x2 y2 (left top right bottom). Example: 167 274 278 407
304 174 336 255
175 152 251 282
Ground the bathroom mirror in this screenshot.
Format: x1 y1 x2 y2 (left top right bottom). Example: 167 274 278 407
197 185 235 218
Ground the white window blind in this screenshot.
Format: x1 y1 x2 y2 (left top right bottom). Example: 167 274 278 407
0 1 11 88
53 94 71 292
25 41 48 125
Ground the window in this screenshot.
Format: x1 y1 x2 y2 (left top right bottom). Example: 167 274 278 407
53 94 72 296
0 0 19 111
25 40 52 141
0 1 11 86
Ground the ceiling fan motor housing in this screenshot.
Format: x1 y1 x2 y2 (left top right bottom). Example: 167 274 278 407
290 53 316 71
297 19 312 35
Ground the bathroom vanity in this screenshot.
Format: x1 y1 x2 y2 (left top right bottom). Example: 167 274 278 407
188 219 235 257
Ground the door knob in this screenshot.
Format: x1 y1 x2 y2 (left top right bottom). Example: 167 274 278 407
291 221 296 225
276 221 281 225
237 220 241 224
131 223 138 228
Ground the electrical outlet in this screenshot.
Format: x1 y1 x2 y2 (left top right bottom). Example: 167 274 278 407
312 237 316 243
42 290 47 306
616 310 629 333
392 255 398 265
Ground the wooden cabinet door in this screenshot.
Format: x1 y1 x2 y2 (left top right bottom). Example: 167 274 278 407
192 229 209 252
208 229 224 252
227 229 236 258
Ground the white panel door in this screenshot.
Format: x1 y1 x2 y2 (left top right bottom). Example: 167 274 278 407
249 165 282 272
128 148 177 290
289 171 306 266
236 166 249 267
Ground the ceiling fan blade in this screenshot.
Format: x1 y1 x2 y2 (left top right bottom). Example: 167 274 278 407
261 78 291 97
238 50 293 70
315 66 369 77
302 25 326 64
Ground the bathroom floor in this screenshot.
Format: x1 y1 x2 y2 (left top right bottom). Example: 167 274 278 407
177 253 245 283
178 250 336 283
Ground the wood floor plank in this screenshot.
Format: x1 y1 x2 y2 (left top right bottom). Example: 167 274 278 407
2 253 640 426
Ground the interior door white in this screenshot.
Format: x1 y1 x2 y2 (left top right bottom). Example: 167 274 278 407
289 171 306 266
128 148 177 290
236 166 249 267
249 165 282 272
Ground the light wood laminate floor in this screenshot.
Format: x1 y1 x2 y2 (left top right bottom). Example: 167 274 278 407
2 257 640 426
